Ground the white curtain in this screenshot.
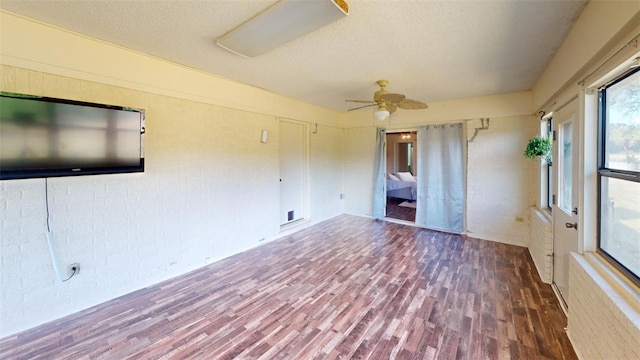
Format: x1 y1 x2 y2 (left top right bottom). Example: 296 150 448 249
372 128 386 219
415 123 464 233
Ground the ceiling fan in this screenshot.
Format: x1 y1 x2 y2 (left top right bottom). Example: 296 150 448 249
346 80 428 120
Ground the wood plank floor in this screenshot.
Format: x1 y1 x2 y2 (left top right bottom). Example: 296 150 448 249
0 215 576 359
386 197 416 222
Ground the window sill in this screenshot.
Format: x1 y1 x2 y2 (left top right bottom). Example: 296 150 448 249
569 252 640 358
531 206 552 224
583 252 640 314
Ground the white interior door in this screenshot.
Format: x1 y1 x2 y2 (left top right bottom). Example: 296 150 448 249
279 120 306 225
552 99 579 308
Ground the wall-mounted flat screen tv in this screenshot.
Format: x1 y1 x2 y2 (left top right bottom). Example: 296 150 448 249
0 93 145 180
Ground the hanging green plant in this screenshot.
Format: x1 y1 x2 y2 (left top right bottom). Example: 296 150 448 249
524 136 551 162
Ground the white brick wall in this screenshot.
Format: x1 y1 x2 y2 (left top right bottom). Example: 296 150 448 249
568 254 640 359
0 66 343 337
343 127 376 216
310 124 345 222
466 117 538 246
529 207 553 283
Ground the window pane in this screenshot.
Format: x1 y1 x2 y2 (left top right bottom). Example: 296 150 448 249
559 121 573 213
547 165 553 208
600 177 640 277
546 118 553 210
604 70 640 171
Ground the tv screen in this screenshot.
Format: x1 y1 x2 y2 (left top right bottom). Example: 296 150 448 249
0 93 145 180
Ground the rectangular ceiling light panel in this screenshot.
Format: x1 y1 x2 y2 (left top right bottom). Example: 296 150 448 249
217 0 349 58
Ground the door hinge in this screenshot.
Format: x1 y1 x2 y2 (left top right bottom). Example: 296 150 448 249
553 130 556 141
552 195 556 205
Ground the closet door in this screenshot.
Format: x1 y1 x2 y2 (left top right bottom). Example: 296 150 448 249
279 120 307 225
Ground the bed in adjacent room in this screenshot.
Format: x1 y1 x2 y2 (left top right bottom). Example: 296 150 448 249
386 172 417 201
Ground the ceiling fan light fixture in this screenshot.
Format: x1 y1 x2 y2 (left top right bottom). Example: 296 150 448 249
374 106 389 121
216 0 349 58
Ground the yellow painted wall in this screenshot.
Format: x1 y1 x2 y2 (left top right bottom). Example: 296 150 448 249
344 91 532 128
0 11 343 126
0 11 346 336
532 0 640 110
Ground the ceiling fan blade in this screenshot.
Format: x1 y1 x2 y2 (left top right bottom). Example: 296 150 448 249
347 103 377 111
345 99 376 104
379 93 406 104
388 103 397 114
398 98 428 110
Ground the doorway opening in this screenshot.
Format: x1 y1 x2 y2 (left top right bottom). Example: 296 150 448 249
385 131 417 222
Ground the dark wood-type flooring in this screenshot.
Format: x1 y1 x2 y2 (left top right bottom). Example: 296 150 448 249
386 197 416 222
0 215 576 359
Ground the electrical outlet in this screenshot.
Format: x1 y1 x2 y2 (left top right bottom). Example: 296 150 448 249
68 263 80 276
515 216 525 223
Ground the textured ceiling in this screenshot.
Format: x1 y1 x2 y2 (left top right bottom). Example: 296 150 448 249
0 0 587 111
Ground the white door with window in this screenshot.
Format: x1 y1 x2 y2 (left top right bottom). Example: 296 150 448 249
552 99 580 307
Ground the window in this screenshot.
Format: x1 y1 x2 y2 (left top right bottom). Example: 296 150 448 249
559 120 573 213
598 67 640 284
543 117 553 211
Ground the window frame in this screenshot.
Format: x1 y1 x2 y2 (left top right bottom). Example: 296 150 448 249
540 114 553 212
596 66 640 286
545 117 553 212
